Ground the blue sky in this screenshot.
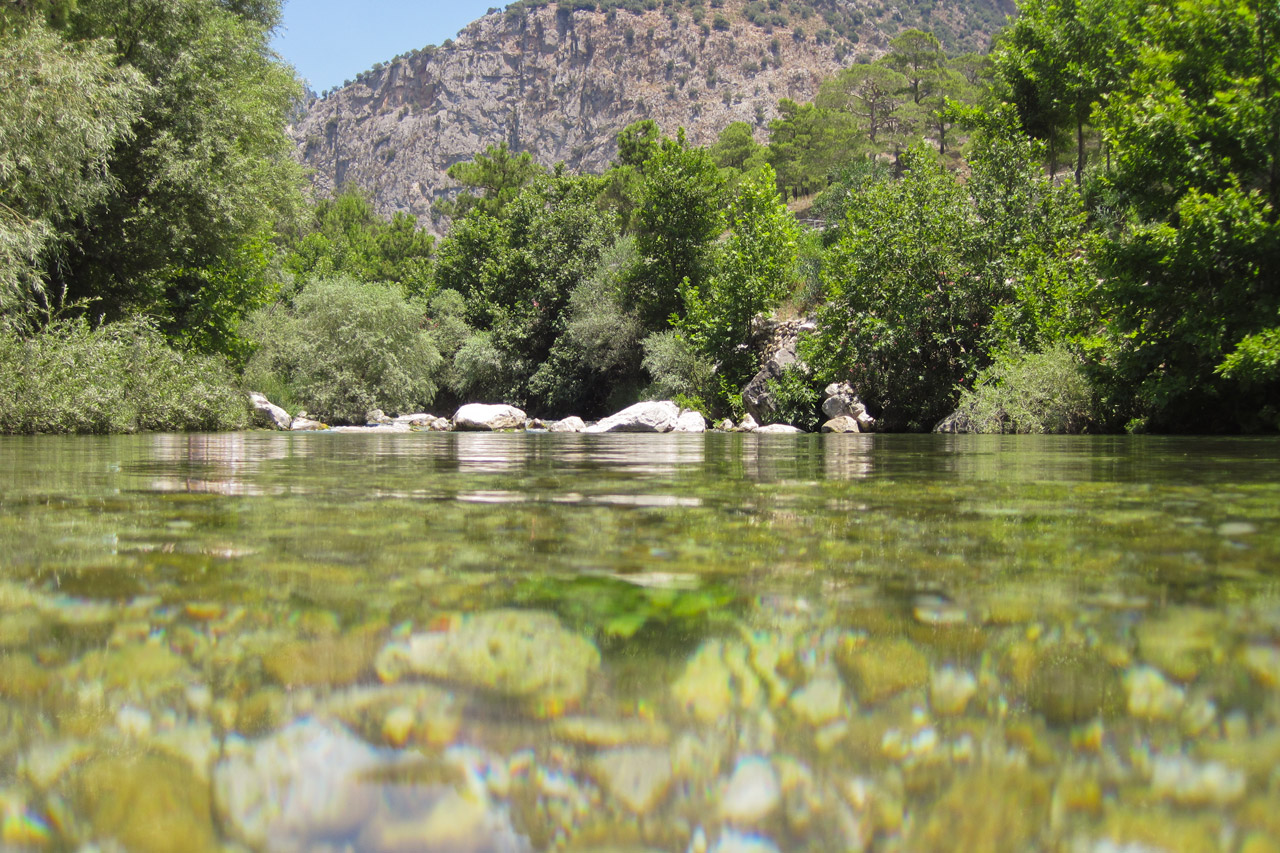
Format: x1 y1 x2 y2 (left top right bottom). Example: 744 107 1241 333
272 0 502 93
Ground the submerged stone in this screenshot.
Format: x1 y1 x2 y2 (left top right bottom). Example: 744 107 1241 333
590 746 673 815
215 716 528 852
836 637 929 705
1135 607 1223 682
262 623 384 688
375 610 600 715
73 751 218 853
1024 644 1123 725
908 766 1049 853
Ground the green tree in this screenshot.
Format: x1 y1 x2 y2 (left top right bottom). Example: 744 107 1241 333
433 170 617 408
817 63 908 144
678 165 800 396
53 0 304 348
438 141 544 219
765 99 860 198
628 130 726 329
991 0 1138 182
1095 0 1280 430
0 21 142 326
710 121 763 171
285 187 433 294
885 28 944 105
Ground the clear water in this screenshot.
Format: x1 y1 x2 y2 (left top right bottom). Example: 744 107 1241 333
1 432 1278 852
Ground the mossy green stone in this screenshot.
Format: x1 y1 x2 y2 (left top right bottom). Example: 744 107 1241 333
74 752 218 853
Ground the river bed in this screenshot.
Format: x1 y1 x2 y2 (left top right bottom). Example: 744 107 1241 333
0 432 1278 852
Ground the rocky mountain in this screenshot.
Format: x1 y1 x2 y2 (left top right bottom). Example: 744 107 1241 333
289 0 1014 232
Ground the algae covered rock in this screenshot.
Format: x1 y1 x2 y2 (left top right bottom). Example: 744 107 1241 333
1024 644 1123 725
375 609 600 715
262 623 384 688
1135 607 1224 682
835 637 929 704
74 751 218 853
908 766 1049 853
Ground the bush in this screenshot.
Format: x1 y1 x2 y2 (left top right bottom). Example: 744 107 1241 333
763 364 822 430
0 317 248 434
528 236 647 416
950 344 1096 434
243 276 441 423
641 330 715 406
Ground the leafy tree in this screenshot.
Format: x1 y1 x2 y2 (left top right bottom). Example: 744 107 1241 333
710 121 763 171
0 21 143 326
1095 0 1280 431
285 187 434 295
433 170 617 408
808 123 1095 431
817 63 908 144
628 130 725 329
438 141 544 218
615 118 661 167
243 276 441 423
885 28 945 105
678 165 800 395
52 0 305 349
991 0 1138 182
765 100 860 198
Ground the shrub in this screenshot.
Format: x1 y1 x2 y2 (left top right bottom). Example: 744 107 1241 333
950 344 1096 434
763 364 822 430
243 276 440 423
641 330 715 406
0 317 247 434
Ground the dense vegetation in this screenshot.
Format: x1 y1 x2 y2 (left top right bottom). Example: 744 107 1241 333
0 0 1275 432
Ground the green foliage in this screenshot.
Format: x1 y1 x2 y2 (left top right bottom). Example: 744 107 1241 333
816 63 908 145
765 99 861 198
433 170 617 409
243 276 441 423
951 344 1096 434
0 317 248 434
512 573 735 650
529 236 647 416
885 28 945 105
640 329 716 406
808 124 1095 431
630 130 726 329
763 364 822 430
1094 0 1280 431
679 166 799 394
54 0 305 348
437 142 544 219
0 21 143 325
285 186 434 296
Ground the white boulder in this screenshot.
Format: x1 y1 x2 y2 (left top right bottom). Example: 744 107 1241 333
586 400 681 433
453 403 527 431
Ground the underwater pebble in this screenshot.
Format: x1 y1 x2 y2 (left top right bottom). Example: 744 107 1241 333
591 746 673 815
1149 754 1246 806
718 757 781 826
929 667 977 716
1124 666 1185 721
382 705 415 747
836 637 929 705
672 640 737 724
1242 645 1280 687
1217 522 1257 537
708 829 781 853
788 675 844 727
375 610 599 716
115 704 153 739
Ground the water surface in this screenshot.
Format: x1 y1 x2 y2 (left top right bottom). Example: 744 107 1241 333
1 433 1278 852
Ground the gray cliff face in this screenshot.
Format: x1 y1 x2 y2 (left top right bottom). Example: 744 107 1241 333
288 2 999 232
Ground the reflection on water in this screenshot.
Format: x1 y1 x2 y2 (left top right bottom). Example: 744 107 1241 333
0 432 1279 852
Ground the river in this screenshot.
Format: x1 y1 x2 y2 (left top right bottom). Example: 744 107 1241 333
0 432 1278 852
